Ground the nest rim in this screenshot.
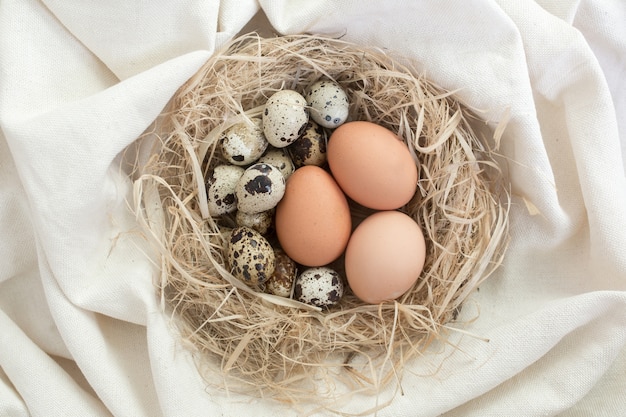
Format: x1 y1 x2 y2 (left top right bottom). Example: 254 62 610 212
133 32 510 408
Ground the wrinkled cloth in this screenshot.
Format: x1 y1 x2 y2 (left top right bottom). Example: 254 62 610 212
1 1 625 416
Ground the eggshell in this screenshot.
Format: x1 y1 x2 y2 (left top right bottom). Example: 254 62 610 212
221 118 268 165
344 210 426 304
275 166 351 266
305 79 349 129
235 163 286 214
206 165 245 216
257 147 295 180
294 267 344 308
228 226 276 286
288 120 327 167
263 90 309 148
236 209 273 235
266 248 297 298
327 121 418 210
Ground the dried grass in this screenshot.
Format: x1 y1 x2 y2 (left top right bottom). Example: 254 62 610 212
132 33 509 410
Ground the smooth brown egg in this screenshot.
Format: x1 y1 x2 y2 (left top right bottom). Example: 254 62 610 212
327 121 418 210
345 210 426 304
275 166 352 266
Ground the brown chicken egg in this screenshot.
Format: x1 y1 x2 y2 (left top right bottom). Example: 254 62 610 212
344 210 426 304
327 121 418 210
275 165 351 266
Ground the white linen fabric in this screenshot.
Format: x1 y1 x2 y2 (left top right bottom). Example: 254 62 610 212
1 1 625 416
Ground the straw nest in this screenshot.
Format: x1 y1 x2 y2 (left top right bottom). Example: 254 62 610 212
134 33 509 407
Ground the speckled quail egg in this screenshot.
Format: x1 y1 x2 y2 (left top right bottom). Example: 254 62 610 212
288 120 327 167
263 90 309 148
235 163 286 214
294 267 344 308
206 165 245 216
236 209 274 235
304 79 349 129
265 248 297 298
221 118 268 165
257 148 295 179
227 226 275 286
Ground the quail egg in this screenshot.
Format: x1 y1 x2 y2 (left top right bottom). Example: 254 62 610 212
294 267 344 308
221 118 268 166
263 89 309 148
265 248 297 298
206 165 245 216
257 148 295 179
236 163 286 214
227 226 275 286
305 79 349 129
288 120 327 167
236 209 274 235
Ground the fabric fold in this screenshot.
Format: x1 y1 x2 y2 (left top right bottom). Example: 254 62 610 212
0 0 624 415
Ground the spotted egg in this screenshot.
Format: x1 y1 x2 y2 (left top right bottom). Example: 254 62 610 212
304 79 349 129
235 163 286 214
263 90 309 148
221 118 268 165
257 148 295 180
294 267 344 308
206 165 245 216
227 226 275 286
266 248 297 298
236 209 274 235
288 120 327 167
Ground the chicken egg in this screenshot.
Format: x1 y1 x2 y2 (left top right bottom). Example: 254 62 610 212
275 165 351 266
328 121 418 210
344 210 426 304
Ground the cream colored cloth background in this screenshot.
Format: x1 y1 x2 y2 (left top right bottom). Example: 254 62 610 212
1 1 625 416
